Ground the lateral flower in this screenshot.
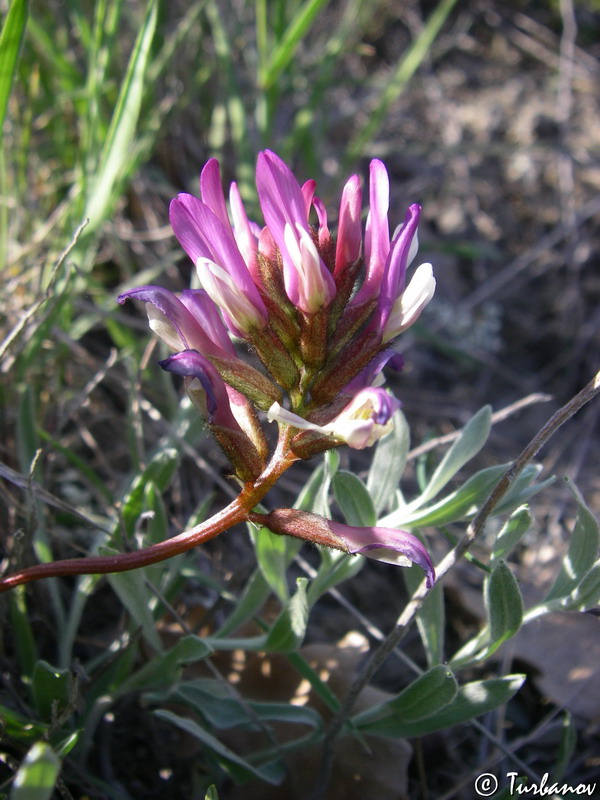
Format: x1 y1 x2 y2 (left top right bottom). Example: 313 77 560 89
250 509 435 588
118 286 235 358
329 521 435 588
268 387 400 450
160 350 266 481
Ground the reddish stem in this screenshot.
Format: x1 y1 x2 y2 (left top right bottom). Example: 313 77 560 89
0 432 298 593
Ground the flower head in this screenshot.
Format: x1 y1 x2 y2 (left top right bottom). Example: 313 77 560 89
121 150 436 477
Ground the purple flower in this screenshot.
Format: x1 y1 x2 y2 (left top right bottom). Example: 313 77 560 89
256 150 336 313
334 173 363 274
268 386 401 450
382 263 436 343
345 160 435 340
328 521 435 588
250 508 435 588
118 286 235 358
350 159 390 305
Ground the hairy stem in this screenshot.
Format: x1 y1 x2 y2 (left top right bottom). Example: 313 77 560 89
0 428 298 593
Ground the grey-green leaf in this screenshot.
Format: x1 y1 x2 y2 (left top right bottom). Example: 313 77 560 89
249 521 297 603
411 405 491 508
487 561 524 649
354 675 525 738
107 564 163 652
381 463 508 528
353 665 457 735
545 483 600 601
265 577 309 652
333 470 376 527
154 709 285 785
367 408 410 514
492 506 532 564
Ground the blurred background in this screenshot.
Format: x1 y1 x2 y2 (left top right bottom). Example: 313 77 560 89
1 0 599 797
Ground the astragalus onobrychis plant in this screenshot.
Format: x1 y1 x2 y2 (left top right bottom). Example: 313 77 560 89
2 151 599 798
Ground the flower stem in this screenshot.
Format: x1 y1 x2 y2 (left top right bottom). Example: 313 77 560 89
0 429 298 593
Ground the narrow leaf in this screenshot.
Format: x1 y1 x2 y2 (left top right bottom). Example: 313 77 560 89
545 482 599 601
333 470 376 527
381 463 508 529
354 675 525 738
82 0 158 234
31 660 73 721
119 635 212 694
368 408 410 514
154 709 285 785
353 666 457 734
412 405 492 507
0 0 28 137
261 0 329 88
486 561 524 648
249 521 298 603
107 564 163 652
492 505 532 564
265 577 309 652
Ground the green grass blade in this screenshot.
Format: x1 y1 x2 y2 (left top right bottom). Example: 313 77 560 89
345 0 458 165
260 0 329 90
0 0 28 136
81 0 158 237
205 1 254 194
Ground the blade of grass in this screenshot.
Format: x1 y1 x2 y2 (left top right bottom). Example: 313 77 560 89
259 0 330 90
0 0 28 134
81 0 158 240
0 0 28 270
205 1 254 195
344 0 458 166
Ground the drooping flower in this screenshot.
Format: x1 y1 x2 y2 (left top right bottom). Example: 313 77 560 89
160 350 266 481
268 386 401 450
250 508 435 587
328 521 435 588
160 350 240 429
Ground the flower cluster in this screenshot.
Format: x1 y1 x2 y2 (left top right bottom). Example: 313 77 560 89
119 150 436 584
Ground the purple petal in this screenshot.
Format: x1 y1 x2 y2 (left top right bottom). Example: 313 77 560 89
377 203 421 329
335 173 362 274
352 160 390 305
229 181 259 282
329 521 435 588
159 350 239 430
169 194 267 321
199 158 232 232
118 285 227 356
344 349 404 392
179 289 236 356
301 179 317 219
